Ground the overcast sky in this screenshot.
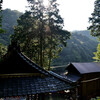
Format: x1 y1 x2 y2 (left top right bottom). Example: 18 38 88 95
3 0 95 31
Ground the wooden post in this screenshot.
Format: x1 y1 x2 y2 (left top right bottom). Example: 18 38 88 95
26 95 29 100
34 94 37 100
38 93 45 100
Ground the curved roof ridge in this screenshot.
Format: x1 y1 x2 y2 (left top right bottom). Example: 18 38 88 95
18 52 49 76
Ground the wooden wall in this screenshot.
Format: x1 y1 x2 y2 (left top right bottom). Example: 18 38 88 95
77 73 100 100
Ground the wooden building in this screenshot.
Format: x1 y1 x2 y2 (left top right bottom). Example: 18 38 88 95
0 44 72 100
65 63 100 100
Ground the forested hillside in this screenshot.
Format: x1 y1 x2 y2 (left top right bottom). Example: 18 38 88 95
52 31 98 66
73 30 97 41
0 9 22 45
0 9 98 66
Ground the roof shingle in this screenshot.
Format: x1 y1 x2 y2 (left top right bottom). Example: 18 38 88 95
0 77 71 98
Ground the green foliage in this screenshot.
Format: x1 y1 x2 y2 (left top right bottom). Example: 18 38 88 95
0 17 5 34
0 9 22 45
88 0 100 62
0 43 7 59
0 1 5 34
0 9 98 67
88 0 100 36
0 1 7 59
12 0 70 69
93 43 100 62
52 31 98 66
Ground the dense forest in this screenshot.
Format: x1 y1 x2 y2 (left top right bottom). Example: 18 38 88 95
0 9 98 66
52 31 98 66
0 9 22 45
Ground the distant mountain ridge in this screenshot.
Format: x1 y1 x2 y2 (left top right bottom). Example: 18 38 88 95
72 30 97 41
52 30 98 66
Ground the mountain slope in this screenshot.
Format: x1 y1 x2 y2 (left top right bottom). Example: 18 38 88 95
52 32 98 66
73 30 97 41
0 9 22 45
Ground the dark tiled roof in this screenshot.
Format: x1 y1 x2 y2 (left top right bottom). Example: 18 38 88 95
0 50 49 75
0 76 71 98
0 49 72 98
49 71 80 83
49 71 73 83
63 74 81 83
18 52 49 75
67 63 100 74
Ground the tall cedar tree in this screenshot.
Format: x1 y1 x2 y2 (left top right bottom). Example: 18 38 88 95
0 0 4 33
13 0 70 69
88 0 100 62
88 0 100 36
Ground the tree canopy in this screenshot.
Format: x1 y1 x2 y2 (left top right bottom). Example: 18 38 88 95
88 0 100 62
0 0 7 59
88 0 100 36
12 0 70 69
0 0 4 34
93 43 100 62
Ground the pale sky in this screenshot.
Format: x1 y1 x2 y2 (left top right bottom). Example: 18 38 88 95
2 0 95 31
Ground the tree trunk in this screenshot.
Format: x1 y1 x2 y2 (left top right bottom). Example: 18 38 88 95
48 48 52 71
39 25 43 68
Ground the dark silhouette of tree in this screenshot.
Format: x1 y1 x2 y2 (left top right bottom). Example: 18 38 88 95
12 0 70 69
88 0 100 36
0 0 4 34
88 0 100 62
